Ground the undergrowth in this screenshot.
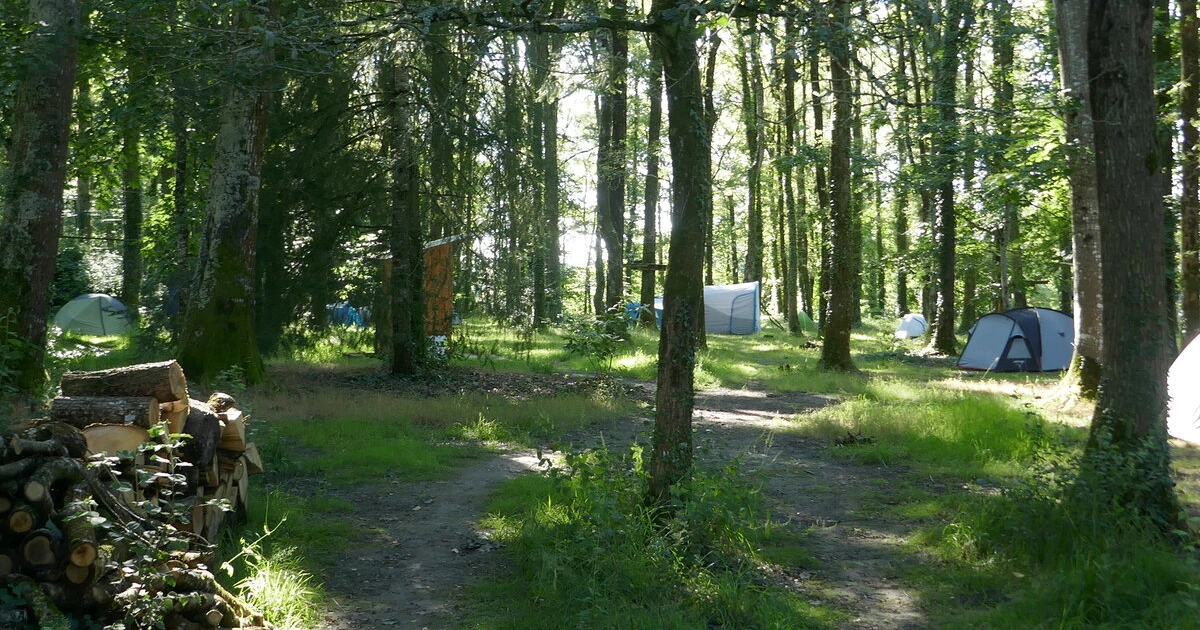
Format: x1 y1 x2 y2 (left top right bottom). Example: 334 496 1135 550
468 446 843 629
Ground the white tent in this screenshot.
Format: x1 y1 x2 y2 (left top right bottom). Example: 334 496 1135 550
704 282 761 335
894 313 929 339
1168 336 1200 444
53 293 132 336
956 307 1073 372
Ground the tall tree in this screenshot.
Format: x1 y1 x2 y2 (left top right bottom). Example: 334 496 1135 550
595 0 629 317
0 0 79 396
646 0 711 509
930 0 971 354
638 54 664 329
1056 0 1104 397
819 0 856 371
1084 0 1181 529
1182 0 1200 343
177 0 276 384
738 16 765 285
384 55 425 376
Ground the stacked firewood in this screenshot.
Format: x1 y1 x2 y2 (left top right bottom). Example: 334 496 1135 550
0 360 270 629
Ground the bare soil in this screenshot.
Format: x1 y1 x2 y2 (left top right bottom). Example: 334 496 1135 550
300 370 933 630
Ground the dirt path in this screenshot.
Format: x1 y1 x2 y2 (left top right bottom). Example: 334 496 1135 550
313 384 928 630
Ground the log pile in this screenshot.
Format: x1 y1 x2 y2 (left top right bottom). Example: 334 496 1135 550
0 360 270 629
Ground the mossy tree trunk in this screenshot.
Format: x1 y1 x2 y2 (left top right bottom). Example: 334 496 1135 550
1084 0 1182 530
646 0 710 510
177 0 275 386
0 0 79 396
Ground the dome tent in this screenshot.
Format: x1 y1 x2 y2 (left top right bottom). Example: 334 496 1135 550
53 293 132 336
1168 335 1200 444
894 313 929 339
956 307 1073 372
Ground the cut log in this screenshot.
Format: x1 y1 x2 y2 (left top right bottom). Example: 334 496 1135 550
217 409 247 451
242 442 263 475
49 396 160 429
82 424 151 458
0 457 38 481
24 457 86 515
16 422 88 459
7 574 70 630
206 392 237 413
0 549 16 575
181 400 221 482
7 501 38 534
59 487 98 568
59 360 187 402
159 399 189 435
21 528 62 569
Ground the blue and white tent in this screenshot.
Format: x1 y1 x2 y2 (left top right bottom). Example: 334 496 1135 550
956 307 1074 372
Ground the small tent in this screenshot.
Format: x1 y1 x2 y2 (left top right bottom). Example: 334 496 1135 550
625 283 761 335
53 293 132 336
956 307 1073 372
704 281 761 335
894 313 929 340
1168 336 1200 444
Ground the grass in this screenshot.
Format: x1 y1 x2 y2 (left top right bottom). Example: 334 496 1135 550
49 315 1200 629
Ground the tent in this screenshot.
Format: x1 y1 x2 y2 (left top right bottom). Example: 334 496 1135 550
625 282 761 335
956 307 1073 372
894 313 929 339
704 282 761 335
1169 336 1200 444
53 293 132 336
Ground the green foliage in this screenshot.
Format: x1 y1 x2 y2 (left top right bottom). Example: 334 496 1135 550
562 311 630 373
0 308 33 397
223 525 322 630
467 447 843 629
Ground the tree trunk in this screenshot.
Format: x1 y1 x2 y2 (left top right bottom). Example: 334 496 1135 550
177 1 274 385
738 17 765 285
120 63 143 318
930 0 970 355
639 57 664 329
0 0 79 396
1182 0 1200 343
1084 0 1181 530
1056 0 1104 397
596 3 628 317
646 0 711 510
384 58 425 376
820 0 857 372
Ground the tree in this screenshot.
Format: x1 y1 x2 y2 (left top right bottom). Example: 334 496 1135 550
638 54 664 329
0 0 80 396
1083 0 1181 530
1182 0 1200 343
177 0 276 385
1056 0 1104 398
646 0 711 509
819 0 857 371
384 55 425 376
930 0 972 355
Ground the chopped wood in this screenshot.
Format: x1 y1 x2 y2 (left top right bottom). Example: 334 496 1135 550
242 442 263 475
0 549 17 575
59 493 98 568
83 424 151 459
181 400 221 481
20 528 61 569
218 409 247 452
160 399 190 435
17 422 88 459
206 392 237 413
24 457 86 515
59 360 188 402
7 574 70 630
0 458 38 481
6 502 36 534
49 396 160 429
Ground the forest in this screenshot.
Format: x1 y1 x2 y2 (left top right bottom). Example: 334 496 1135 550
0 0 1198 626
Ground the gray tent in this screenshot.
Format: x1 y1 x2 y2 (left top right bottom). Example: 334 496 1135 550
53 293 132 335
956 307 1073 372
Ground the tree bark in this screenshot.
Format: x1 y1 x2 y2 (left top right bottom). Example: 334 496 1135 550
639 56 664 329
1056 0 1104 397
820 0 857 371
1084 0 1181 530
177 0 275 385
384 56 425 375
0 0 80 395
1182 0 1200 343
646 0 710 509
60 360 187 401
